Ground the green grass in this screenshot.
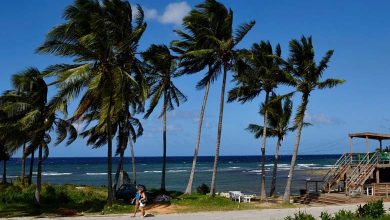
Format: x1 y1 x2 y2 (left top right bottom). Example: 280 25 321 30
171 193 295 212
0 182 134 218
0 182 295 217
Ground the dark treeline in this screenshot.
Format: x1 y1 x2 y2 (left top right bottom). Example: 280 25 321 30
0 0 344 206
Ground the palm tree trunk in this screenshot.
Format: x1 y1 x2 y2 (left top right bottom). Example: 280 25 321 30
283 95 308 203
21 143 26 185
161 93 167 191
34 144 43 206
130 140 137 184
113 149 124 190
2 160 6 184
107 96 114 205
28 150 34 185
269 137 282 197
185 82 210 194
210 66 228 197
260 91 270 201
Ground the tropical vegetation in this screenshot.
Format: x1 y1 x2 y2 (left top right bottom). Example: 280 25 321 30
0 0 345 214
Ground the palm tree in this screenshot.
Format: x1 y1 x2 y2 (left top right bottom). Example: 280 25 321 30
173 0 255 196
142 44 187 191
171 3 214 195
228 41 289 200
37 0 147 205
282 36 345 203
247 95 298 197
0 68 77 205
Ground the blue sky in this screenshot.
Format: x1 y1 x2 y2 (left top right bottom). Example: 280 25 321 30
1 0 390 157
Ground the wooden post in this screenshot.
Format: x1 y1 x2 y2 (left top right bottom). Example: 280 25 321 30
349 137 353 162
386 184 389 198
376 169 380 184
306 181 308 193
366 136 369 160
379 140 383 152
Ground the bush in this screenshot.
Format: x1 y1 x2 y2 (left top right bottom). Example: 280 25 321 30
357 200 385 219
196 183 210 195
285 211 315 220
333 210 356 220
320 211 332 220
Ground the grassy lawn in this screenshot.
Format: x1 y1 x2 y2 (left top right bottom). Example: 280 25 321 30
0 182 294 218
0 182 134 218
169 193 296 213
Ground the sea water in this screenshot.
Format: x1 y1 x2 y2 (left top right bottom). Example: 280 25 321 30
2 155 340 195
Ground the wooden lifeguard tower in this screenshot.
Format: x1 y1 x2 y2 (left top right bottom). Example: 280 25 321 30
322 132 390 197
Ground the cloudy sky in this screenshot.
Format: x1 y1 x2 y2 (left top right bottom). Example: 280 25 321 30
1 0 390 157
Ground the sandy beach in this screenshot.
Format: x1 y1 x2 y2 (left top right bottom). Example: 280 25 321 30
10 202 390 220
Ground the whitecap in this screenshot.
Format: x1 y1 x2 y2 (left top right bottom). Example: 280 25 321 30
42 172 72 176
167 169 187 173
86 173 107 176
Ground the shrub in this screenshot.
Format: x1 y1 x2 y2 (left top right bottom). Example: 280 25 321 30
333 210 356 220
285 211 315 220
196 183 210 195
320 211 332 220
358 200 385 219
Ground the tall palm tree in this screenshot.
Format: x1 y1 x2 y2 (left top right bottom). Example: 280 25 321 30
0 68 77 205
228 41 289 200
247 95 299 197
171 2 214 195
173 0 255 196
37 0 147 205
282 36 345 203
142 44 187 191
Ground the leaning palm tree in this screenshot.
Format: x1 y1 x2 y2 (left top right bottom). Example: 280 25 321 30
142 44 187 191
171 3 214 194
37 0 147 205
282 36 345 203
228 41 290 200
173 0 255 196
247 95 299 197
0 68 77 205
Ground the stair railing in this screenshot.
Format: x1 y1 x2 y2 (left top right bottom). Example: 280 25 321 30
346 152 379 194
322 153 351 192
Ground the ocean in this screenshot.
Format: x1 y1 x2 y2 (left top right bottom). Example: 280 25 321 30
2 155 340 195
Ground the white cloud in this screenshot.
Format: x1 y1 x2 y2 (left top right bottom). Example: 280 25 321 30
158 2 191 25
305 113 340 125
144 8 158 20
135 2 191 25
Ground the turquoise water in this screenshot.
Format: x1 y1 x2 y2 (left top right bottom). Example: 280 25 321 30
2 155 340 195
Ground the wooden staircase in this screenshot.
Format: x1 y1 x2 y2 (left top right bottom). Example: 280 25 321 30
322 153 351 192
346 152 379 195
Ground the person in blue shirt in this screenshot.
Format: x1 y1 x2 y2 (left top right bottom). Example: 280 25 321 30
132 185 147 217
131 186 140 217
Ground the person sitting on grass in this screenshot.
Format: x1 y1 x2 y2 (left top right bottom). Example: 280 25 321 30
132 185 147 218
